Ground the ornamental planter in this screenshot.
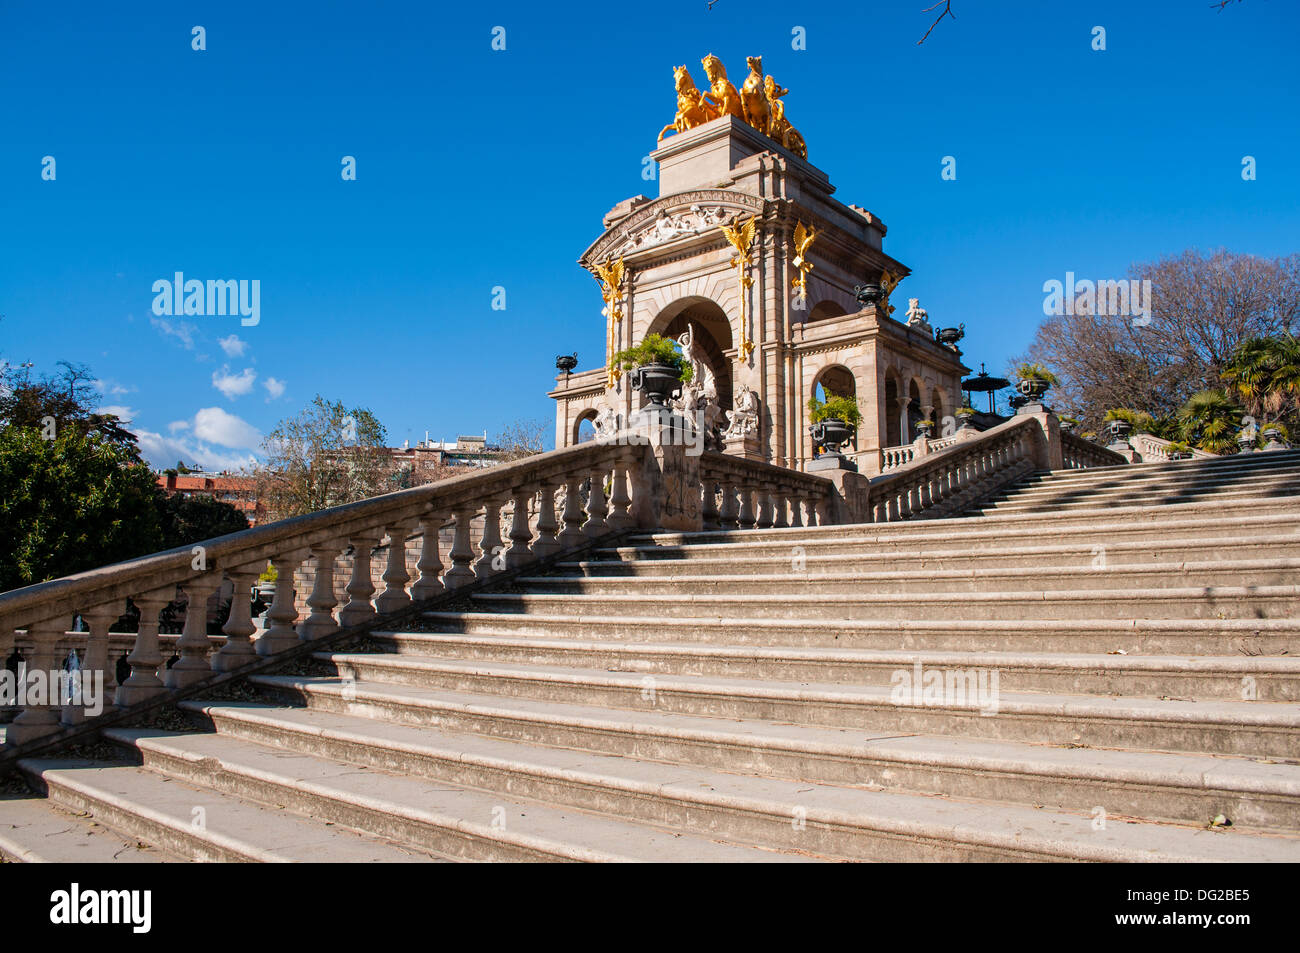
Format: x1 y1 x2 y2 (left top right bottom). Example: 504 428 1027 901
1106 419 1132 441
629 362 683 407
916 421 934 439
1016 377 1051 402
1262 427 1288 452
809 418 856 456
955 409 975 430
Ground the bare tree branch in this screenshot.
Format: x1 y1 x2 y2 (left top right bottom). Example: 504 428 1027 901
917 0 955 45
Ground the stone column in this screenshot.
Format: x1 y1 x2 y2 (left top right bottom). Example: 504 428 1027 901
629 411 702 532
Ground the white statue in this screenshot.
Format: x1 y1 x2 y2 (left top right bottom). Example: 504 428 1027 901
905 297 930 329
724 388 760 438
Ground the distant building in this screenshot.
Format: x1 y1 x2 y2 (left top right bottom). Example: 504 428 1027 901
387 432 504 478
157 472 265 525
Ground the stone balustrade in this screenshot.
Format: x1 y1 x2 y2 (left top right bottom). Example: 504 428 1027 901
0 439 647 749
1126 432 1218 464
1062 430 1131 470
700 452 836 530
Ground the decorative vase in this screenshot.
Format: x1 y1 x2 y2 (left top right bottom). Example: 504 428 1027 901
1017 377 1051 402
629 362 683 408
809 418 856 455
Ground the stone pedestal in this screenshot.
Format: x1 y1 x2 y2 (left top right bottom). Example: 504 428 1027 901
629 410 703 532
723 432 764 462
808 453 857 473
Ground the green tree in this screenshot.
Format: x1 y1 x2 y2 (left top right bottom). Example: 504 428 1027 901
1223 333 1300 432
256 395 391 521
156 493 249 550
1177 390 1242 454
0 427 163 592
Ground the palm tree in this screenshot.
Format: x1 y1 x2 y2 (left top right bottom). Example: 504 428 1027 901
1177 389 1242 454
1224 333 1300 427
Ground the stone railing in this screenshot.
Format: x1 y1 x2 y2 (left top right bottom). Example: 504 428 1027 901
811 414 1127 524
700 452 836 529
1061 431 1130 469
1127 432 1217 464
0 439 658 752
880 444 916 471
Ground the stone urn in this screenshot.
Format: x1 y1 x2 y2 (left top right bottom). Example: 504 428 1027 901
1017 377 1051 402
1237 431 1257 454
1262 427 1289 451
809 419 856 456
1106 419 1132 448
935 325 965 351
955 408 975 430
916 420 934 439
629 362 683 408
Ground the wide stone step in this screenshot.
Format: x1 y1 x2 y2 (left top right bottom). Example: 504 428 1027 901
517 557 1300 597
271 659 1300 758
239 679 1300 834
174 700 1300 861
470 585 1300 622
99 728 812 863
418 610 1300 656
622 506 1300 553
366 633 1300 701
978 482 1295 515
989 465 1296 499
18 757 446 863
0 794 180 863
567 533 1300 575
1039 451 1300 486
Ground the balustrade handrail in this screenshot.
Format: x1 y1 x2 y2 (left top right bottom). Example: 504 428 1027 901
0 439 636 626
700 450 835 496
1061 430 1129 468
869 415 1042 492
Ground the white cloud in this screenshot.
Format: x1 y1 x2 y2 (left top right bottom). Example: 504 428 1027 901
192 406 261 449
263 376 286 400
212 365 257 399
92 379 135 397
150 317 197 349
167 419 190 433
218 334 248 358
135 429 258 473
100 405 137 422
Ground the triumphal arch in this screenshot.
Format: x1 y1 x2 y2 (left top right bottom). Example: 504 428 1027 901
549 54 967 475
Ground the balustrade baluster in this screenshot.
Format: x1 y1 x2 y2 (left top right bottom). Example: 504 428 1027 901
584 468 610 538
339 537 380 625
409 517 446 600
117 593 171 706
756 486 775 529
6 617 69 744
607 460 634 532
814 495 831 526
718 483 739 528
737 487 756 529
299 545 343 639
788 494 804 528
166 579 219 688
557 478 587 547
505 489 536 570
375 523 414 614
212 571 259 671
259 551 308 654
701 479 721 530
531 486 562 560
444 507 478 589
475 499 506 579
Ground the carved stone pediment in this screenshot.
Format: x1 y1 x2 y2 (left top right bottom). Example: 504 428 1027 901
582 190 768 267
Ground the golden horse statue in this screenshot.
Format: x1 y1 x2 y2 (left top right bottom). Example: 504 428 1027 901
701 53 744 122
740 56 770 137
658 65 719 142
656 55 807 161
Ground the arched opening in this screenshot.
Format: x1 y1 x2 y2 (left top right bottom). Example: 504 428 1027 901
806 299 848 324
573 408 598 445
648 297 735 413
930 387 946 431
883 374 901 447
907 380 923 442
811 364 858 454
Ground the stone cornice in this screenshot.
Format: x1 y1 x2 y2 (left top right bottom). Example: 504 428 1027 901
580 190 769 270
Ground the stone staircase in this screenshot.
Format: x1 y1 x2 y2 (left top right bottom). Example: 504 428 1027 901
4 450 1299 862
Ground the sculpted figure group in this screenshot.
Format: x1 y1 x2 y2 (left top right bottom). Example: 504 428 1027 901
658 54 806 159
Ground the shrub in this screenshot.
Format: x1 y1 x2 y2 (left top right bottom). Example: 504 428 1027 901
612 334 693 383
807 395 862 427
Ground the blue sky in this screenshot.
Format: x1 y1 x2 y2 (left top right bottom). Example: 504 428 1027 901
2 0 1296 469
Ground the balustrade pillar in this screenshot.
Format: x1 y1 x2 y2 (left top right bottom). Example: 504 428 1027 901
299 545 342 640
375 523 414 614
531 486 562 561
166 578 219 688
444 507 478 589
701 481 720 530
737 487 756 529
67 607 119 723
755 487 774 529
6 617 69 745
410 516 448 600
116 593 171 706
339 537 379 625
772 491 790 529
718 483 739 529
212 571 259 672
258 552 307 655
557 479 587 548
505 490 535 570
584 468 609 538
475 499 505 579
789 495 805 528
607 461 634 532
